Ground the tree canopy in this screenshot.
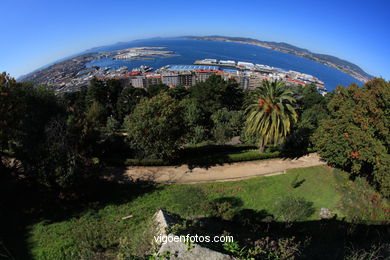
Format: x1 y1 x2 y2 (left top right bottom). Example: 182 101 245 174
244 80 298 150
313 79 390 197
123 92 186 159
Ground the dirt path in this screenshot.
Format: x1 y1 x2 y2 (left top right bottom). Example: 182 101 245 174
104 153 326 184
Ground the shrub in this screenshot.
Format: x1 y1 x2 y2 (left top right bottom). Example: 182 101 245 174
250 236 304 260
211 197 243 220
223 237 304 260
345 244 390 260
336 176 390 223
273 196 314 222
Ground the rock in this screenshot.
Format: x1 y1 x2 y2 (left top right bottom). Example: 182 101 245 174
158 235 233 259
153 209 234 259
319 207 333 219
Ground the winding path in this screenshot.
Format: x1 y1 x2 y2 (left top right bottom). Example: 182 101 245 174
104 153 326 184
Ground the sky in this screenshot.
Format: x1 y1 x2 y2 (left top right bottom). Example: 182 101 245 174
1 0 389 79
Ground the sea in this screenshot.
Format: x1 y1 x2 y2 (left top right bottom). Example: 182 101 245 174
84 37 362 91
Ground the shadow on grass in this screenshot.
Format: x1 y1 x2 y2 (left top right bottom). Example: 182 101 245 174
172 208 390 259
175 144 257 170
0 171 161 260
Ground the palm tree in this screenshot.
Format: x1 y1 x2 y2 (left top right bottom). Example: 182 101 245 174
244 80 298 151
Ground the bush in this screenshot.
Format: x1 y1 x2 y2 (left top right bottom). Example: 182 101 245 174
223 237 304 260
210 197 243 220
336 176 390 223
226 150 280 163
345 244 390 260
273 196 314 222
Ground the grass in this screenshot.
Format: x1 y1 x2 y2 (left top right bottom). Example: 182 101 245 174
201 165 343 218
25 165 389 259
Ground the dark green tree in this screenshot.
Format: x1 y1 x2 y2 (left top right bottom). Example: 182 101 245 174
116 86 147 121
211 109 245 144
190 75 243 115
282 84 329 155
181 98 208 144
146 83 169 97
123 93 186 159
168 85 190 100
312 79 390 197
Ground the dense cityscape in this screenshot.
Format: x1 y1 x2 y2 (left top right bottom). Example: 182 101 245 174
20 47 327 94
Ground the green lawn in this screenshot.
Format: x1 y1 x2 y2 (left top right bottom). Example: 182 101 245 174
26 165 388 259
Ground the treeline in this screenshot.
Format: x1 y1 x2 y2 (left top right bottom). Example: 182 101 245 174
1 72 389 198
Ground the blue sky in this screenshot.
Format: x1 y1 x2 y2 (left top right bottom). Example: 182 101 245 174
1 0 389 79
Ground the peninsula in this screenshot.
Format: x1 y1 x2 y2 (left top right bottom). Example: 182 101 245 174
185 35 374 83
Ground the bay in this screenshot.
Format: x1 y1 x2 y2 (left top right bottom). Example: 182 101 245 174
85 38 362 91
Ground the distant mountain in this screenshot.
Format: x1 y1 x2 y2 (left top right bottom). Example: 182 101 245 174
184 35 374 82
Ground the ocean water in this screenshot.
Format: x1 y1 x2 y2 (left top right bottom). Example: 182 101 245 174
85 38 362 91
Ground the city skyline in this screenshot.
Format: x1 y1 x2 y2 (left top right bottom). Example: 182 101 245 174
1 0 389 80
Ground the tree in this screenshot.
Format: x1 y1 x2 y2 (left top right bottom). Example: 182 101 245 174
168 85 190 100
32 117 96 195
85 77 108 105
0 74 63 162
211 109 245 144
181 98 208 144
146 83 169 97
244 80 298 151
312 79 390 197
281 84 329 155
85 101 107 128
116 86 147 121
104 116 120 136
123 93 186 159
190 75 244 115
0 73 96 196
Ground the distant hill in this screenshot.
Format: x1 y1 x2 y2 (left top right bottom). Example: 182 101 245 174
185 35 373 82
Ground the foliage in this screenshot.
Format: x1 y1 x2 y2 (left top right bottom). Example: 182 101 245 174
105 116 120 136
223 237 304 260
181 98 208 144
335 172 390 223
85 100 107 128
146 83 169 97
244 80 298 150
223 240 249 259
282 86 329 155
116 86 147 122
190 75 244 115
123 93 186 159
168 85 190 100
117 149 280 166
31 117 98 195
0 74 101 197
344 244 390 260
211 197 242 220
312 79 390 197
273 196 315 222
211 109 245 144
